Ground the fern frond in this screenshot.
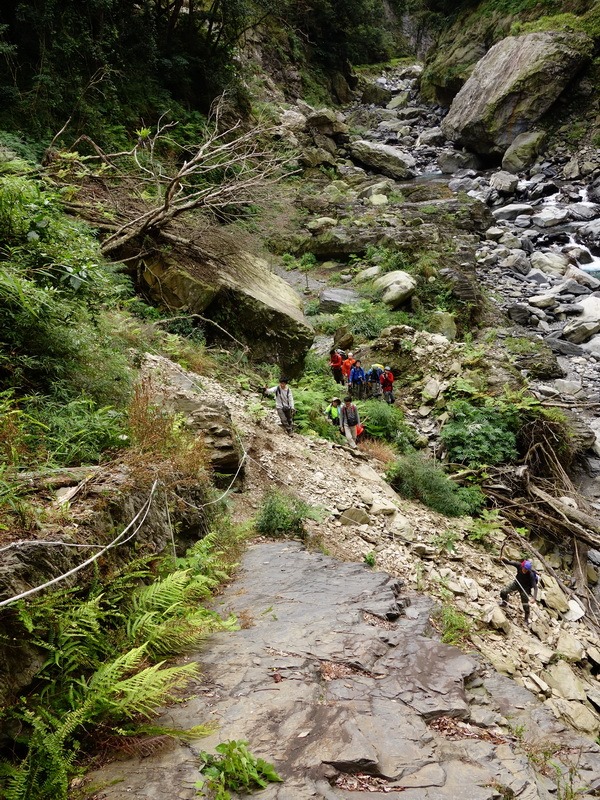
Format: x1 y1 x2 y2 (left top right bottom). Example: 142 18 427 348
106 661 199 719
86 644 149 697
131 571 191 612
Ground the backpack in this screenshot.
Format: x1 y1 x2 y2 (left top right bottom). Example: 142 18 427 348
275 386 292 409
345 404 358 427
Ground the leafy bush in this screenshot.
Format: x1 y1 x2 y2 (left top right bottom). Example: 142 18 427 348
337 300 398 339
357 399 414 450
197 740 282 799
255 489 320 537
386 454 484 517
440 399 518 466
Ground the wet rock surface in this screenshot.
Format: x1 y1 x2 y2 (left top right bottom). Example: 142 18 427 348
86 543 600 799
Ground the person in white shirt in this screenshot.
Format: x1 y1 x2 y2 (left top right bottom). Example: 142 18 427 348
264 377 295 434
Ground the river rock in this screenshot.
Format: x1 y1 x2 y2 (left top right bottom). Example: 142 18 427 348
489 170 518 195
348 140 417 180
437 148 481 173
530 251 569 276
441 31 593 155
361 82 393 105
492 204 534 221
530 207 570 228
373 270 417 307
563 296 600 343
416 127 446 146
502 131 547 173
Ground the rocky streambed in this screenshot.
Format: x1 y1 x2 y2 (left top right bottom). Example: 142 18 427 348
87 543 600 800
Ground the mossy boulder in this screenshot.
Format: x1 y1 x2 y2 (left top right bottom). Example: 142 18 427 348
441 31 593 156
142 246 313 375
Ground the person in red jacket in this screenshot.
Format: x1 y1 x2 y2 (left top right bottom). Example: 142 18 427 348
329 349 343 384
341 353 355 386
380 366 395 404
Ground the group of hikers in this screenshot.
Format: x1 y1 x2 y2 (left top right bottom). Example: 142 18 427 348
329 350 395 404
263 372 541 627
263 377 363 449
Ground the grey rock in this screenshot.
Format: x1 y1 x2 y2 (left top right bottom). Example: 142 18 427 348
502 131 547 173
348 140 416 180
319 288 361 313
441 31 593 155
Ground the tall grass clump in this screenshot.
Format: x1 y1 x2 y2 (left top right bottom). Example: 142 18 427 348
254 489 321 537
386 453 484 517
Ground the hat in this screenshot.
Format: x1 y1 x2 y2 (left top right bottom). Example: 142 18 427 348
522 559 533 571
332 397 341 403
384 366 391 371
347 352 353 357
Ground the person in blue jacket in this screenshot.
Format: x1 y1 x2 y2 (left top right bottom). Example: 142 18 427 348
348 359 366 400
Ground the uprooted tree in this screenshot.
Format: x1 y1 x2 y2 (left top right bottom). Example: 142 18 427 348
49 100 293 259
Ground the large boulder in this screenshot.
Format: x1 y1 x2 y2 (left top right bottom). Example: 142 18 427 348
141 244 313 375
348 140 417 180
319 287 361 313
441 31 593 156
373 271 417 307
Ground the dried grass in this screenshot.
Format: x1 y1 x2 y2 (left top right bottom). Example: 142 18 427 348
127 377 210 483
359 439 398 465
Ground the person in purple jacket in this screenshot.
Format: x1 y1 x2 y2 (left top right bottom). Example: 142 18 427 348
499 558 539 627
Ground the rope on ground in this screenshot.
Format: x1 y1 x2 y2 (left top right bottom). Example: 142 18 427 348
0 479 159 609
0 539 106 554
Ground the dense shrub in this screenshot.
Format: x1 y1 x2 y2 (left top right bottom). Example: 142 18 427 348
386 453 484 517
440 399 519 466
357 399 415 451
254 489 320 537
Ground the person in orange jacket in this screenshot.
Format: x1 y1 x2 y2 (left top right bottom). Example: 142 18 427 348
341 352 355 386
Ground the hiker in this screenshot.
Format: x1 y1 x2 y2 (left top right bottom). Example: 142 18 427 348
324 397 342 426
366 363 384 398
380 366 395 404
348 359 366 400
264 377 295 435
339 395 360 449
329 349 344 384
341 352 355 386
499 558 539 627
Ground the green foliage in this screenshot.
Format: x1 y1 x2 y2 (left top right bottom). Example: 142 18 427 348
386 453 485 517
0 518 245 800
467 509 502 548
432 529 459 553
441 400 519 467
364 551 376 567
337 300 400 339
255 489 321 537
197 740 283 799
357 399 414 450
437 605 473 646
